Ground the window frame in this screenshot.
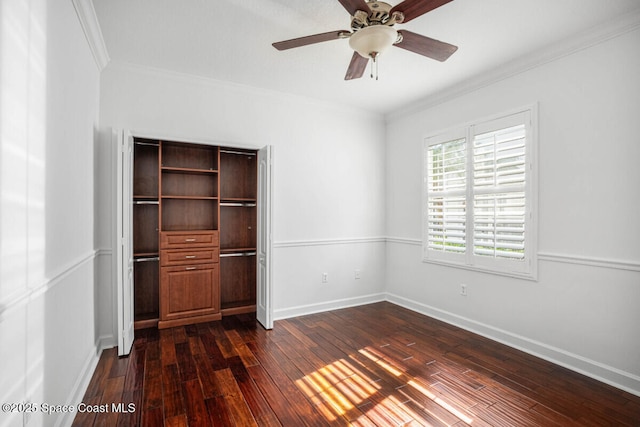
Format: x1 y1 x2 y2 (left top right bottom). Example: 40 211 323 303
422 105 538 280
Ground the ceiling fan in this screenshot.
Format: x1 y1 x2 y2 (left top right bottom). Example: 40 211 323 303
272 0 458 80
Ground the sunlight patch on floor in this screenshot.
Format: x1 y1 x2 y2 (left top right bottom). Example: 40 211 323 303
295 358 381 421
294 344 475 425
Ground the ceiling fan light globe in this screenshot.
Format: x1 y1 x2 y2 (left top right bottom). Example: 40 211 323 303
349 25 398 58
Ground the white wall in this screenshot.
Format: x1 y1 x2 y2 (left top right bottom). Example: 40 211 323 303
385 26 640 394
0 0 101 426
96 62 388 340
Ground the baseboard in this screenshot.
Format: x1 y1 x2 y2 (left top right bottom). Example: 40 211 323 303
57 345 101 427
274 293 386 321
385 293 640 397
96 334 117 354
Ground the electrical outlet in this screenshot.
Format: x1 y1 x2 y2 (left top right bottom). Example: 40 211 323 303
460 284 467 296
354 269 361 279
322 272 328 283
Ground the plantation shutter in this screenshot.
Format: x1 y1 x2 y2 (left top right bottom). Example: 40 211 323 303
424 133 467 260
423 108 535 278
471 112 528 267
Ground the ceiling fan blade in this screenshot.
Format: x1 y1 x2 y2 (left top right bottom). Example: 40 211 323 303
396 30 457 62
390 0 454 23
337 0 370 16
345 52 368 80
272 30 350 51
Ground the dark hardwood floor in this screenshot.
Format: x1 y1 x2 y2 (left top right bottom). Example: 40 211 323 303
73 302 640 426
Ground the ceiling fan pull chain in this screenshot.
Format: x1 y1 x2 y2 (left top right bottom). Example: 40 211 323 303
370 56 374 79
370 52 380 80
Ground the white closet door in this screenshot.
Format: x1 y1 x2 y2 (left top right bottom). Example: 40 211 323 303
256 145 273 329
116 129 135 355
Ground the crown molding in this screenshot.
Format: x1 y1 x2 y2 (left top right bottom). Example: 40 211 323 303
72 0 110 70
387 7 640 121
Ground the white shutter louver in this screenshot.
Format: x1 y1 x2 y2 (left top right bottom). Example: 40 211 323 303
426 138 466 254
473 124 526 261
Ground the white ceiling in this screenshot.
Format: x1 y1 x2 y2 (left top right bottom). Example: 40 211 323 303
92 0 640 115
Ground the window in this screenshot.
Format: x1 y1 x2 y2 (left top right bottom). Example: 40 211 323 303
423 108 537 279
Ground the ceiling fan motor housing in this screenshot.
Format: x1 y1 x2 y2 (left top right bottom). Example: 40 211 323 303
351 1 394 30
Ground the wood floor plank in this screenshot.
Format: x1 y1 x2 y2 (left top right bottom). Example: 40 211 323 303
182 379 210 426
175 342 198 382
142 358 163 410
172 326 188 344
214 368 259 426
192 353 222 399
71 395 101 427
247 364 319 426
73 302 640 426
94 376 124 427
83 348 116 400
164 414 188 427
188 335 206 356
108 352 129 379
160 329 178 366
228 359 282 426
204 396 235 427
225 328 259 367
115 390 141 427
123 344 146 393
140 406 163 427
161 364 185 419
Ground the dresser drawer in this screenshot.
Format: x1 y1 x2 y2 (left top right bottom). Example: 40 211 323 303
160 231 219 249
161 248 219 266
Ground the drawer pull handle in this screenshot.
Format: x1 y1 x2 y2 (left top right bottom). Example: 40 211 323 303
185 255 197 259
185 238 196 242
185 267 197 271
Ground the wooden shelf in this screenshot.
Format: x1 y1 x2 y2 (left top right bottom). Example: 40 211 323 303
133 203 159 254
162 166 218 199
220 204 255 250
134 257 159 324
161 195 218 200
134 317 158 330
134 143 159 198
161 141 218 171
161 198 218 231
220 254 256 310
221 300 256 309
134 252 159 259
220 247 256 254
220 149 256 200
221 198 256 202
161 166 218 174
220 303 256 316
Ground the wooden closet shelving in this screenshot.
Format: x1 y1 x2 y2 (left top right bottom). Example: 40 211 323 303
131 138 258 329
132 140 160 329
219 148 257 315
